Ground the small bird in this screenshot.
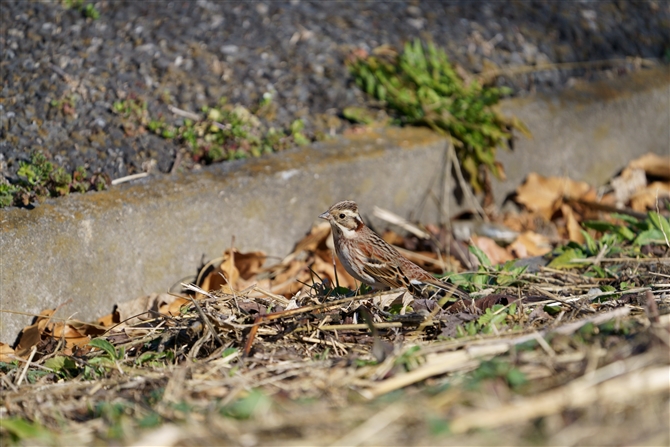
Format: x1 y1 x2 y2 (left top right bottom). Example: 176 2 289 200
319 200 469 301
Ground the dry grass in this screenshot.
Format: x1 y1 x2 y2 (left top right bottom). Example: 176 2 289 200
1 249 669 446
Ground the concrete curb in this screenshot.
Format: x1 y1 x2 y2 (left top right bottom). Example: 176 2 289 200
1 66 668 342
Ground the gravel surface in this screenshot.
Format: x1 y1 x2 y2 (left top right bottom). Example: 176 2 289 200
1 1 668 187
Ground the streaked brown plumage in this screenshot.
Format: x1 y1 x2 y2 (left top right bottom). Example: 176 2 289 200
319 200 469 301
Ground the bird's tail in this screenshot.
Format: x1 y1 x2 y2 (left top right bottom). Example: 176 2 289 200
414 278 471 304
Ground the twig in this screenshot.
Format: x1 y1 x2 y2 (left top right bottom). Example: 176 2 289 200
16 346 37 386
532 286 594 313
8 355 56 372
449 357 667 434
568 258 670 263
362 343 508 399
167 105 202 121
331 403 406 447
242 289 406 355
169 150 183 174
186 295 224 348
372 207 430 239
294 322 406 332
447 141 487 220
111 172 149 186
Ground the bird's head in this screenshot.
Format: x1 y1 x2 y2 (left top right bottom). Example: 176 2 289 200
319 200 364 236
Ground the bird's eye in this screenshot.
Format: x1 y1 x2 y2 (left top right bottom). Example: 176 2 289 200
339 213 346 219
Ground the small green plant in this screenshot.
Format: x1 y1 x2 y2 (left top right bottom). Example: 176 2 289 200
113 97 149 123
44 356 80 379
2 151 109 208
220 390 271 420
134 350 173 367
290 119 310 146
85 338 125 378
0 183 19 207
395 345 422 371
467 358 527 389
548 210 670 270
62 0 100 19
50 94 77 116
457 303 519 337
0 417 53 444
449 245 527 294
347 39 530 192
141 99 309 164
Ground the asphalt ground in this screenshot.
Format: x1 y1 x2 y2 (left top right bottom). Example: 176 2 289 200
1 1 668 184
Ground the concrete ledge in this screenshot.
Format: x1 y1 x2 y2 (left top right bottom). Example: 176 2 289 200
2 66 669 342
495 66 670 194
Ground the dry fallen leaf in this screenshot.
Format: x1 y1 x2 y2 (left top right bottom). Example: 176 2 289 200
161 297 191 317
235 251 267 280
201 249 268 294
218 249 241 293
508 231 553 258
51 323 91 354
282 222 331 265
472 235 513 264
0 342 15 362
97 307 121 328
516 173 592 220
629 181 670 211
561 204 585 244
628 152 670 179
15 310 53 358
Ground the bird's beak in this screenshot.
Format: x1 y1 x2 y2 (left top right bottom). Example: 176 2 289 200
318 210 330 220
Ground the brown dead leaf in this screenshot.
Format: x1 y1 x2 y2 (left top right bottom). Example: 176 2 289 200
51 323 91 353
204 248 266 294
112 293 188 327
561 204 585 244
97 307 121 328
160 297 190 317
628 152 670 179
36 309 55 333
71 321 107 338
15 310 55 357
0 342 15 362
629 181 670 211
508 231 552 258
282 222 331 265
472 235 513 264
201 269 228 294
235 251 267 280
516 173 592 220
269 260 310 296
219 249 241 293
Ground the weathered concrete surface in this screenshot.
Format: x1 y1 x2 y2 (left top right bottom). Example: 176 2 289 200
1 127 450 343
495 66 670 197
1 66 669 342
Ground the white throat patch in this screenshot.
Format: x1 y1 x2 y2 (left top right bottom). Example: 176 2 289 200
334 221 358 239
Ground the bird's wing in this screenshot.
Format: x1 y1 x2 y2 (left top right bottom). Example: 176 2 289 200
363 253 469 300
360 257 413 290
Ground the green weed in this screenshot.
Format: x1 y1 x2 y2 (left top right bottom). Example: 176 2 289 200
62 0 100 19
548 210 670 270
347 39 530 192
2 151 109 208
134 98 308 164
